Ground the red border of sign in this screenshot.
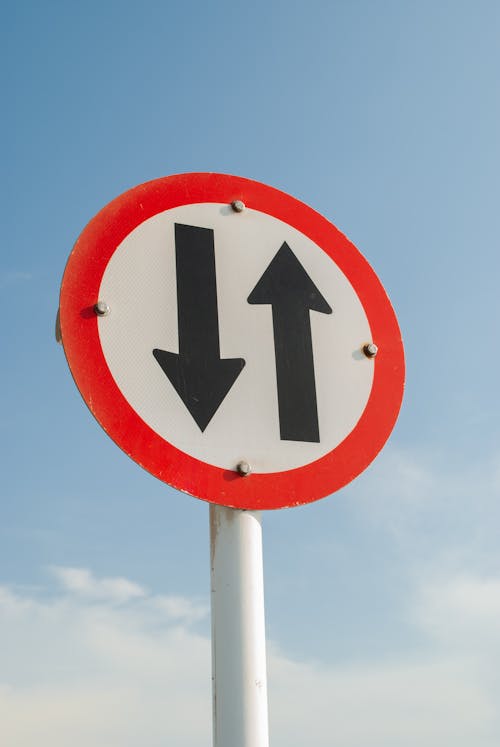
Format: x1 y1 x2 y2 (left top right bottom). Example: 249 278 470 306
59 173 404 510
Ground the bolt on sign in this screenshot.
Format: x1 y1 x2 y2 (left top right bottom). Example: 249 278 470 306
59 173 405 509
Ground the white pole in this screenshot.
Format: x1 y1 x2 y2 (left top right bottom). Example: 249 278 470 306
209 504 270 747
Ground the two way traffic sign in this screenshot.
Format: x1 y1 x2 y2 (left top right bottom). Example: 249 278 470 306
59 173 404 509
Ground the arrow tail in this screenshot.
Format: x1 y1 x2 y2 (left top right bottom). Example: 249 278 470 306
175 223 221 359
272 306 320 442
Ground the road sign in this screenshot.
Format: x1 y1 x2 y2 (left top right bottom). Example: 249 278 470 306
59 173 404 509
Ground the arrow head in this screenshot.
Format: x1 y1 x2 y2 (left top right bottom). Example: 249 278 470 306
247 242 332 313
153 349 245 432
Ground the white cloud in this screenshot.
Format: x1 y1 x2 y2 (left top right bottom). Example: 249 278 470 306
269 568 500 746
269 655 494 746
415 573 500 651
0 568 499 746
50 566 147 602
151 594 208 624
0 572 211 747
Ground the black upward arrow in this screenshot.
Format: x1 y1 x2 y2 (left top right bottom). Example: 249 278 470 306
248 242 332 443
153 223 245 432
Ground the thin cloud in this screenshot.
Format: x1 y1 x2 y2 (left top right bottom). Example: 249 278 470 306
414 572 500 649
349 446 500 561
0 271 33 288
0 568 498 746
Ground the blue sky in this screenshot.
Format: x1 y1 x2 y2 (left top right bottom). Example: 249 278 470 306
2 1 500 744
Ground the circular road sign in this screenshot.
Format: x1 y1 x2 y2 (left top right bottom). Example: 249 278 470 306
59 173 404 510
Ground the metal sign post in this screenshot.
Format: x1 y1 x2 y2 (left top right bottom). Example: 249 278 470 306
210 505 269 747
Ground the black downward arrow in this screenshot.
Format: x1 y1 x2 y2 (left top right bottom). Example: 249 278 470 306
153 223 245 432
248 242 332 443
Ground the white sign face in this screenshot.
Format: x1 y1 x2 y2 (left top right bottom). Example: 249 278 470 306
60 173 404 509
98 203 374 473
